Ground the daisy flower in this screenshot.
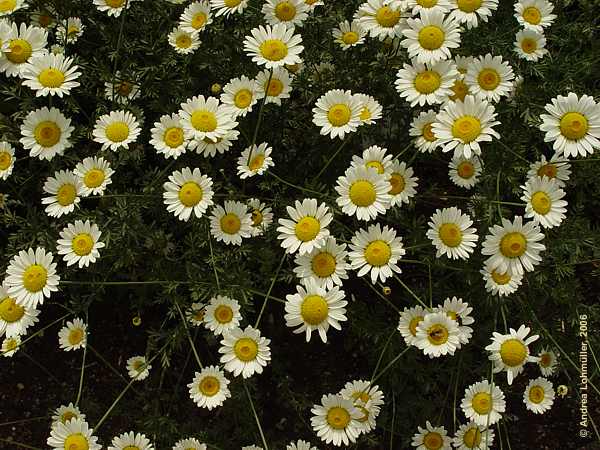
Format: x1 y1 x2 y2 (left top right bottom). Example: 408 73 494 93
448 155 482 189
0 281 40 338
448 75 471 102
340 379 384 433
432 94 500 158
221 75 258 117
168 26 201 54
126 355 151 381
74 156 114 197
514 29 548 62
351 145 393 175
237 142 274 179
263 0 309 28
58 318 87 351
284 279 347 343
255 67 293 105
312 89 362 139
514 0 556 32
411 421 452 450
56 17 84 44
354 93 383 126
332 20 367 50
395 59 458 107
407 0 452 15
179 95 237 144
21 53 81 97
20 106 74 160
173 438 207 450
454 55 474 77
388 160 418 206
47 418 101 450
304 0 323 10
0 0 26 16
203 295 242 336
311 393 362 446
521 176 568 228
57 220 105 268
349 223 405 283
402 10 461 65
243 23 303 69
355 0 407 41
449 0 498 29
460 380 506 426
439 296 474 347
163 167 214 221
465 54 515 103
277 198 333 255
410 110 440 153
42 170 82 218
335 165 391 221
527 154 571 188
0 141 15 180
209 200 253 246
452 422 494 450
480 264 523 297
524 377 555 414
286 440 318 450
398 305 427 347
104 74 140 104
187 301 207 326
293 236 349 289
538 348 558 376
93 110 141 151
248 198 274 237
149 113 187 159
485 324 540 384
481 215 545 276
0 22 47 77
51 403 85 428
194 129 240 157
219 325 271 378
426 207 478 260
180 1 212 33
187 365 231 410
1 335 20 356
539 92 600 158
210 0 248 17
415 311 461 357
108 431 154 450
93 0 138 17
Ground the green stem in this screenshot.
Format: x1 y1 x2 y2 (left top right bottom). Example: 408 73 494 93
207 228 221 291
0 416 47 428
1 313 71 355
173 298 203 370
496 139 530 164
364 280 401 313
243 381 269 450
254 254 286 328
311 137 350 183
0 439 42 450
268 172 325 196
371 347 410 385
246 69 273 166
75 345 88 406
393 274 431 311
369 328 397 383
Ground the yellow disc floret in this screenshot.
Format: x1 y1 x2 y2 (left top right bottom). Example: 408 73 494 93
349 180 376 207
300 294 329 325
294 216 320 242
364 240 391 267
234 337 258 361
500 338 527 366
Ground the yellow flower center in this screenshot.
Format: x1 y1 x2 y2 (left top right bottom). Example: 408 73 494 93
34 121 61 147
449 79 469 102
418 25 445 50
349 180 376 207
294 216 320 242
529 385 545 403
364 240 391 266
176 34 192 48
105 122 130 143
356 405 370 422
491 270 511 285
133 359 145 371
193 309 205 322
457 161 475 179
214 305 234 324
500 338 527 366
83 169 105 188
312 252 336 277
499 232 527 258
224 0 242 6
57 183 77 206
191 111 217 132
423 431 443 450
0 0 16 12
327 104 352 126
64 433 89 450
521 38 537 53
427 323 449 345
38 68 65 88
389 173 405 195
61 411 77 423
300 294 329 325
259 39 288 61
472 392 492 415
191 12 207 29
414 70 441 94
275 1 296 20
220 213 241 234
352 390 371 403
199 376 220 396
438 223 462 247
375 6 400 27
360 107 371 121
463 427 482 448
249 154 265 172
4 337 18 351
117 81 133 96
531 191 551 214
106 0 125 7
265 78 284 96
477 68 500 91
451 116 481 143
0 151 12 170
326 406 351 430
0 297 25 323
537 164 557 178
123 447 140 450
72 233 94 256
366 160 384 174
234 89 253 108
409 316 423 336
67 25 79 37
164 127 184 148
7 39 32 64
68 328 84 346
342 31 359 45
456 0 482 12
560 112 588 140
522 6 541 24
233 337 258 361
422 123 436 142
540 353 551 367
251 209 263 226
417 0 438 6
178 181 203 207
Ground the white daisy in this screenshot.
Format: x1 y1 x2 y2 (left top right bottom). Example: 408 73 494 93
187 365 231 410
432 94 500 158
465 53 515 103
221 75 258 117
203 295 242 336
168 26 201 54
349 223 405 283
263 0 309 28
243 23 304 69
126 355 152 381
286 440 318 450
480 264 523 297
335 165 391 221
411 421 452 450
180 1 213 33
355 0 407 41
410 110 440 153
104 73 140 104
395 59 458 107
219 325 271 378
92 110 141 151
312 89 362 139
398 305 428 347
527 154 571 188
448 154 482 189
514 29 547 62
449 0 498 29
19 106 74 160
388 160 418 207
304 0 323 10
332 20 367 50
108 431 154 450
0 0 26 16
521 176 568 228
426 207 478 260
93 0 139 17
284 279 347 343
524 377 555 414
210 0 248 17
351 145 394 175
402 10 461 65
539 92 600 158
209 200 253 246
1 335 20 356
56 220 105 268
438 296 474 347
42 170 82 218
147 116 185 160
0 141 15 180
47 418 101 450
21 53 81 97
415 311 461 358
179 95 237 145
354 93 383 126
194 129 240 157
0 22 47 77
237 142 274 179
0 281 40 338
247 198 274 237
514 0 556 32
537 348 558 376
452 422 495 450
255 66 293 105
277 198 333 255
460 380 505 426
163 167 214 221
187 301 207 326
58 318 87 351
51 403 85 428
311 393 362 446
407 0 452 15
173 438 207 450
56 17 84 44
339 379 384 433
293 236 349 289
73 156 114 197
485 324 540 384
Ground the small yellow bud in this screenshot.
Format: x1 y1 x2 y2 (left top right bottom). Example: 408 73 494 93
210 83 222 94
382 286 392 295
556 385 568 397
132 316 142 326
